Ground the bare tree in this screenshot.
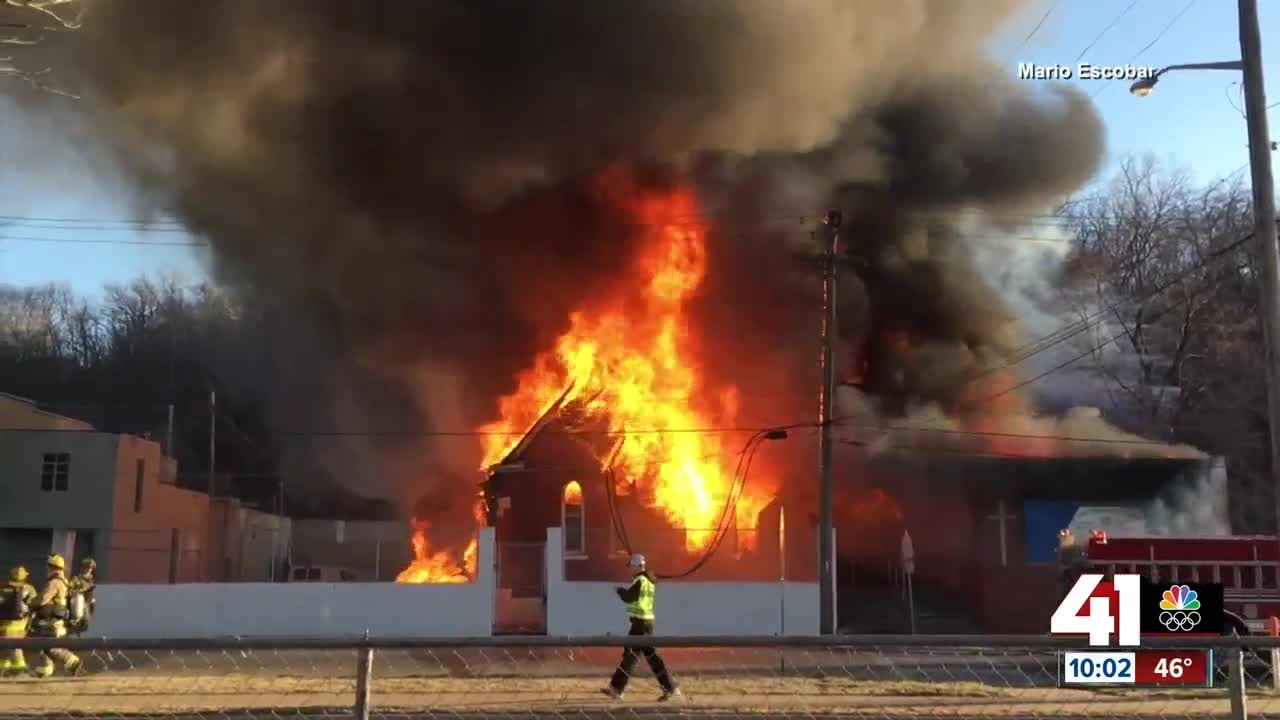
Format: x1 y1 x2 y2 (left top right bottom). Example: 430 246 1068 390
0 0 82 98
0 273 396 518
1061 155 1267 529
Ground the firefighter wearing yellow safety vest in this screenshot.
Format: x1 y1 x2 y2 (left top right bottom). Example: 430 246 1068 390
0 566 36 676
30 554 81 678
602 554 680 701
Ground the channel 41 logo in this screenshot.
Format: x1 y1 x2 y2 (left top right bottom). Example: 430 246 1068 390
1050 574 1224 646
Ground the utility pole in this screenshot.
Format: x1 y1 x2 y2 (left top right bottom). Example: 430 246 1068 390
166 403 175 459
818 210 841 635
1238 0 1280 531
208 389 217 502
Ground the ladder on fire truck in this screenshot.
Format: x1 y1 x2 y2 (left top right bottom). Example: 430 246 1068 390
1083 532 1280 634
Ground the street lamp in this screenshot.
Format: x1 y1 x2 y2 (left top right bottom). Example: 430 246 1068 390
1127 60 1244 97
1127 0 1279 538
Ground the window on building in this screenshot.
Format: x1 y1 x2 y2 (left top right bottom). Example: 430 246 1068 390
134 458 146 513
40 453 70 492
563 481 586 557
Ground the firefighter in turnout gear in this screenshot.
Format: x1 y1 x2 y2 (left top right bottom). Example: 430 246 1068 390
1 566 36 676
1057 529 1089 601
602 554 680 701
30 555 81 678
68 558 96 634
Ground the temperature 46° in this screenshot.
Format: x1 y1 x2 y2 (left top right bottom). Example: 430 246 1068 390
1134 651 1210 686
1154 657 1190 678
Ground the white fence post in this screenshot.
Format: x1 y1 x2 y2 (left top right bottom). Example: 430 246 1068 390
1229 647 1248 720
354 632 374 720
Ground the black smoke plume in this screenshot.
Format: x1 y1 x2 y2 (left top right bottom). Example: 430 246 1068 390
15 0 1130 507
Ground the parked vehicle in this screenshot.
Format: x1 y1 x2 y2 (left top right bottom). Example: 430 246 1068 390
287 565 361 582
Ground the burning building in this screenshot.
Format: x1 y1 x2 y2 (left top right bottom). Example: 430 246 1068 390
460 175 814 585
30 0 1207 634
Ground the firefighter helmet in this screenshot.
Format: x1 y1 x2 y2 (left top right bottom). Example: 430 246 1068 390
47 554 65 571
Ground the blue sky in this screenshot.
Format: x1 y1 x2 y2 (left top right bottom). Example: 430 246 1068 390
1 0 1277 295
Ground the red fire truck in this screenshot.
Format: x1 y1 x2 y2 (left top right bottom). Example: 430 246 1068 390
1081 531 1280 634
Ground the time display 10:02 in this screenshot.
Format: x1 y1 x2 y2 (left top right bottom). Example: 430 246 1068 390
1061 651 1136 684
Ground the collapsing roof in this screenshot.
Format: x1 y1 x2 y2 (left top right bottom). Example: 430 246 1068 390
481 384 619 520
488 383 620 472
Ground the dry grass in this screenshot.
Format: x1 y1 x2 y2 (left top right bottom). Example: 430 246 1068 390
0 672 1250 716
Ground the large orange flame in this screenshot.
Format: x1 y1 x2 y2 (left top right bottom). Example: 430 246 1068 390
396 519 478 584
480 170 770 551
397 495 486 584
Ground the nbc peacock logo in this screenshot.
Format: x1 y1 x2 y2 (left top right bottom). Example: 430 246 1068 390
1158 584 1201 632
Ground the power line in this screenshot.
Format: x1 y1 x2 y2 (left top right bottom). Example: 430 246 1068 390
0 205 1144 231
0 209 1081 228
0 416 1228 450
0 224 191 234
1228 81 1247 119
0 234 205 246
0 164 1258 240
1074 0 1140 64
0 424 787 437
0 207 1251 247
0 214 184 226
0 226 1085 250
1129 0 1196 57
954 225 1260 396
3 232 1263 450
1020 1 1058 49
1090 0 1197 100
977 257 1252 405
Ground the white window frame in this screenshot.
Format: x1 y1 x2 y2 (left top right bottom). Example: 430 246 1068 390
562 482 587 559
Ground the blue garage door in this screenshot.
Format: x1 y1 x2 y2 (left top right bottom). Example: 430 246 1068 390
1023 500 1079 563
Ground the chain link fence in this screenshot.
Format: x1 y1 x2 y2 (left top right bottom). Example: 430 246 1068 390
3 634 1279 718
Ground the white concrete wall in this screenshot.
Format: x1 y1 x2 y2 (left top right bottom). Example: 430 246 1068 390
89 528 495 638
544 527 823 636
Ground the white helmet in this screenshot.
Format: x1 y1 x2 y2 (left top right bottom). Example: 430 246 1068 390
628 553 646 569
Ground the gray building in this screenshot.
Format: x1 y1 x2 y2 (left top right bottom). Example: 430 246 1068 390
288 519 410 581
0 392 212 583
